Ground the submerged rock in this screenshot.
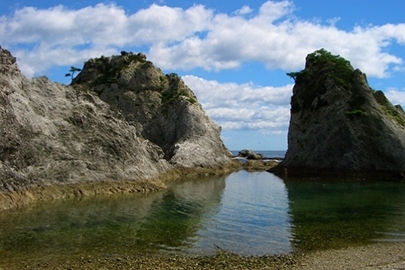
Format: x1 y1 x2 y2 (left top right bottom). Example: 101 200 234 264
274 49 405 177
0 46 232 195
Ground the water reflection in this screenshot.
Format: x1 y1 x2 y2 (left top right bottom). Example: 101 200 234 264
187 171 292 255
0 172 404 261
134 176 227 253
0 189 167 257
285 178 405 252
0 176 227 258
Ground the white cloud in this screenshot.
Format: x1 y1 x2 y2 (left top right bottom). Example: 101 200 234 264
234 6 253 16
1 1 404 78
385 88 405 106
183 75 291 134
1 0 405 138
145 3 405 77
0 3 214 76
128 4 213 43
257 0 294 22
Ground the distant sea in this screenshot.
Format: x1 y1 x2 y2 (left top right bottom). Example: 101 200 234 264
230 150 286 159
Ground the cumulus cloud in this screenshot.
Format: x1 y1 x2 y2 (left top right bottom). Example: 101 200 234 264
234 5 253 16
183 75 292 134
0 3 214 76
385 88 405 106
1 0 405 139
0 1 404 78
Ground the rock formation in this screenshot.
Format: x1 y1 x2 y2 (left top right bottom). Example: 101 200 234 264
72 52 231 167
237 149 264 160
275 49 405 177
0 46 232 196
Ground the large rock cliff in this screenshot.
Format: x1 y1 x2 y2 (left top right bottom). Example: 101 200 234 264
0 47 232 194
276 49 405 177
72 51 230 167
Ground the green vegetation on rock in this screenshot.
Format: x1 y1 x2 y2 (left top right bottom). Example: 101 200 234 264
380 105 405 127
65 66 82 83
90 52 147 86
287 49 366 114
373 90 405 127
345 109 366 118
161 73 197 106
279 48 405 174
287 49 353 85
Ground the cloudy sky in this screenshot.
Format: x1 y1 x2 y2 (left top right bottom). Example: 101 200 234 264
1 0 405 151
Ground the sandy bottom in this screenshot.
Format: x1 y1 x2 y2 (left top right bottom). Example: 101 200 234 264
0 242 404 269
295 242 405 270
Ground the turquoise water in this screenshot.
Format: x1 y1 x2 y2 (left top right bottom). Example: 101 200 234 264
0 171 404 260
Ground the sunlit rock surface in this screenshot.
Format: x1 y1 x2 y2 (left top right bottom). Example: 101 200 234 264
0 47 232 193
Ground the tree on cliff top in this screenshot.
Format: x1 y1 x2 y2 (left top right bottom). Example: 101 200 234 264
287 48 353 83
65 66 82 82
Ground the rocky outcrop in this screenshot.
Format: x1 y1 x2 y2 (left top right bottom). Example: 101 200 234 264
275 49 405 177
0 46 233 196
72 51 231 167
237 149 264 160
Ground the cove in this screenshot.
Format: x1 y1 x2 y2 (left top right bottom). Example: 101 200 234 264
0 171 405 261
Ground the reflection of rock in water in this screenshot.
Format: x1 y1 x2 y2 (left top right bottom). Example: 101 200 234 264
136 176 226 253
284 179 405 252
189 171 293 256
0 177 226 258
0 191 166 256
170 176 226 205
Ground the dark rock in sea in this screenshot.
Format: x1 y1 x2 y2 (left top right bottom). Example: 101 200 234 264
238 149 263 160
272 49 405 178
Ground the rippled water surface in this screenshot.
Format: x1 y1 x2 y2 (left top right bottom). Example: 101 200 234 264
0 171 405 260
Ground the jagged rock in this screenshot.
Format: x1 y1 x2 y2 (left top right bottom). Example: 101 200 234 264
0 46 232 194
274 49 405 177
238 149 263 160
73 52 231 167
243 160 278 171
0 47 173 192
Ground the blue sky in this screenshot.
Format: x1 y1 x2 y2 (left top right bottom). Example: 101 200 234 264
1 1 405 151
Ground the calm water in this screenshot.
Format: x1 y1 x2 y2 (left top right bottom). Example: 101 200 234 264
0 171 405 261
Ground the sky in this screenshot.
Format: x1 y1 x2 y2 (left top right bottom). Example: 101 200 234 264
1 0 405 151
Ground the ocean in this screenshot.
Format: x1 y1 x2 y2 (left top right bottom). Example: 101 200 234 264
230 150 286 159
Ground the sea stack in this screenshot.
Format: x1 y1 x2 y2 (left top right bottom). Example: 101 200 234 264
274 49 405 178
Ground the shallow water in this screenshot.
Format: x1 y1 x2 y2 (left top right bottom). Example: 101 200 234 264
0 171 404 260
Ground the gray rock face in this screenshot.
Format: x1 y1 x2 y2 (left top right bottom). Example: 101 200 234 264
0 47 231 192
278 49 405 175
73 51 231 167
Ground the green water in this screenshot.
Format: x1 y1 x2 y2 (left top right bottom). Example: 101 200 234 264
285 178 405 251
0 171 404 261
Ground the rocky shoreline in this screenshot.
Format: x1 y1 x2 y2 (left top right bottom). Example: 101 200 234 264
0 242 404 269
2 47 405 270
233 149 282 172
0 162 241 211
0 152 281 211
0 157 283 212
